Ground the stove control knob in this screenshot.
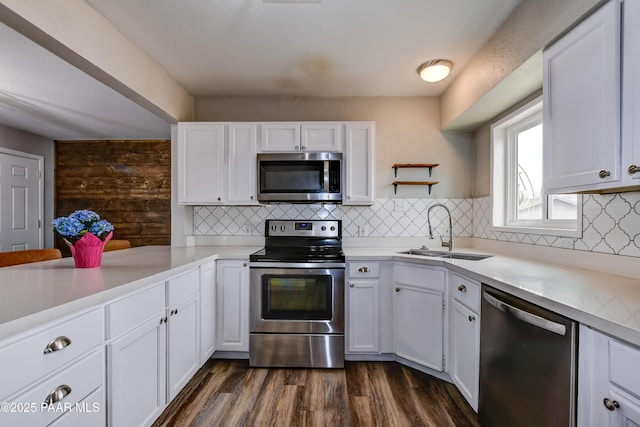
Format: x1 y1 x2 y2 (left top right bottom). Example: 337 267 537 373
321 226 327 231
280 225 286 232
271 225 277 231
330 226 336 231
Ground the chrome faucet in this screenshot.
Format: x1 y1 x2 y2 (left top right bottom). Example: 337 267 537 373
427 203 454 252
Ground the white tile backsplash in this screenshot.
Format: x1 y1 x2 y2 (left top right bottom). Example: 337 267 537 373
193 192 640 258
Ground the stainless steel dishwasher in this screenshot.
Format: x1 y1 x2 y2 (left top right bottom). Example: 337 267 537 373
479 285 577 427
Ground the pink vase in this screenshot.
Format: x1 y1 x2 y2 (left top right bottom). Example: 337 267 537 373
68 231 113 268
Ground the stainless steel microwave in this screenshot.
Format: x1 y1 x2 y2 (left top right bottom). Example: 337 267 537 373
257 152 342 203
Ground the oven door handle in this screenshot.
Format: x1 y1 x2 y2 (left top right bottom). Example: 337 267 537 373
249 262 346 269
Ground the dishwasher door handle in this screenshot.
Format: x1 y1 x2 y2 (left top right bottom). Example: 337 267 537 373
483 291 567 336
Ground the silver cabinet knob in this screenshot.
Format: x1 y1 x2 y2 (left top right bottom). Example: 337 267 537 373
350 283 355 288
217 196 222 201
599 170 611 179
468 315 476 322
44 385 71 406
358 267 370 273
629 165 640 174
603 398 620 411
395 287 400 292
44 336 72 354
160 316 167 324
457 284 467 293
295 146 300 150
243 262 248 267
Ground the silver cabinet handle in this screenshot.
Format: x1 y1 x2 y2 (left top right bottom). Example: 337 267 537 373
599 170 611 179
483 290 567 336
468 315 476 322
44 385 71 406
44 336 71 354
629 165 640 174
603 398 620 411
350 283 355 288
395 287 400 292
358 267 370 273
457 284 467 293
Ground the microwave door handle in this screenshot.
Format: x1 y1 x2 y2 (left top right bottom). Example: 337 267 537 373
324 160 330 192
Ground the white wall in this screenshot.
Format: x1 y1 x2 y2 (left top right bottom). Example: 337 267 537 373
0 124 54 248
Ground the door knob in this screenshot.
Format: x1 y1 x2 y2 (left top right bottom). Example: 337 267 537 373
603 398 620 411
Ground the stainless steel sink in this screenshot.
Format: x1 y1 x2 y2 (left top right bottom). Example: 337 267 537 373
401 249 492 261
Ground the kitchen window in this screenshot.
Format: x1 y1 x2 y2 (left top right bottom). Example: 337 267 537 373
491 97 582 237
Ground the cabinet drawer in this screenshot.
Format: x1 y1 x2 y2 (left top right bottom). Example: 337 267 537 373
348 262 380 278
609 339 640 399
48 387 104 427
450 273 480 313
106 282 165 339
167 268 200 306
2 349 103 427
0 308 103 400
394 264 445 292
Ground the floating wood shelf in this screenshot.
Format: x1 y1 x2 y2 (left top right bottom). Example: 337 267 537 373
392 163 439 177
392 181 439 195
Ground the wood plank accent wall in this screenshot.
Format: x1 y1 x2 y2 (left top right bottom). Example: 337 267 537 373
54 140 171 253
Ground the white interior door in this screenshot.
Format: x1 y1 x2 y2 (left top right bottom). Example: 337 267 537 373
0 150 42 251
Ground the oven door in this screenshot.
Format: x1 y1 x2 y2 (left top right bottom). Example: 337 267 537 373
250 264 345 334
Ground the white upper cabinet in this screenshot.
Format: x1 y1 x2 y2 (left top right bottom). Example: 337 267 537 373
226 123 259 205
259 122 341 152
543 0 621 193
259 123 301 151
177 123 225 204
301 122 342 151
622 0 640 187
177 121 375 205
344 122 375 205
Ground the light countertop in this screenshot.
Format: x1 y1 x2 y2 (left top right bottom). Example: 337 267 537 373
0 245 259 341
1 244 640 349
347 247 640 347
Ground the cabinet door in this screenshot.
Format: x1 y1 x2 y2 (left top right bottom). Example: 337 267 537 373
450 299 480 411
200 262 216 363
227 123 259 204
177 123 225 204
301 122 342 151
216 260 250 352
259 123 301 151
623 0 640 184
167 292 200 401
393 283 444 371
108 316 166 427
543 0 621 192
344 122 375 205
347 279 380 353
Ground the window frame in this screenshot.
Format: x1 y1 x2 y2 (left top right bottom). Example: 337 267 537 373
490 96 583 238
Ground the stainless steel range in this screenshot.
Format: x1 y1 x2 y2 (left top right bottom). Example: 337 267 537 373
249 219 345 368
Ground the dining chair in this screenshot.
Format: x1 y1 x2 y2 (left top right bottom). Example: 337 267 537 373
0 248 63 267
104 240 132 252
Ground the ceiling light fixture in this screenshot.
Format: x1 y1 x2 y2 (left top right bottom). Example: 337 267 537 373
417 59 453 83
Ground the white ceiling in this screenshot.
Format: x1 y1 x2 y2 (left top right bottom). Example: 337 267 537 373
0 0 522 140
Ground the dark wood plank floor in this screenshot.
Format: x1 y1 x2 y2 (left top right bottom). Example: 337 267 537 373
153 359 479 427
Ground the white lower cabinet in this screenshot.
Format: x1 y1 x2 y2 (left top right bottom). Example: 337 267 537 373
106 268 200 427
200 261 216 362
347 262 381 353
108 312 166 427
216 260 250 352
0 308 105 427
448 271 481 411
393 263 446 371
579 326 640 427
